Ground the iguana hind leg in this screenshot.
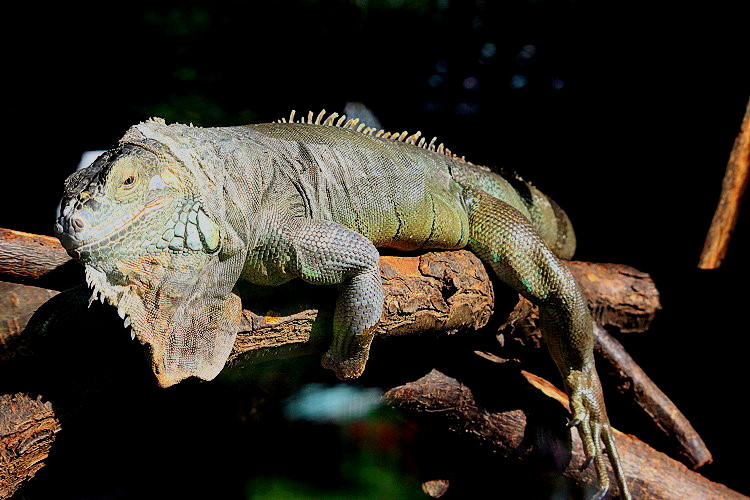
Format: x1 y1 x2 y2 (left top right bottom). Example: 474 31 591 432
465 190 630 500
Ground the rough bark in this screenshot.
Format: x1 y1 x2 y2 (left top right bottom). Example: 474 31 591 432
384 369 746 500
0 393 61 499
0 228 76 289
0 227 657 354
230 250 495 362
699 97 750 269
568 261 661 333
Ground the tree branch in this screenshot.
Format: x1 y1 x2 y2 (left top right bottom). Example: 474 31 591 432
698 97 750 269
593 325 712 469
0 227 714 495
0 228 75 289
384 368 746 499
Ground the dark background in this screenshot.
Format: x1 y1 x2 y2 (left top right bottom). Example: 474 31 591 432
3 1 749 498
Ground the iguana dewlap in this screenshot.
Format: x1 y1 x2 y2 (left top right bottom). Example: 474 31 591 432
55 111 629 498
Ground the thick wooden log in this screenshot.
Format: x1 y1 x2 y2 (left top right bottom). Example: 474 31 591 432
384 368 747 500
0 227 496 353
567 261 661 333
0 228 75 289
230 250 495 361
0 252 661 370
0 249 495 497
0 229 688 460
0 227 659 355
0 249 495 362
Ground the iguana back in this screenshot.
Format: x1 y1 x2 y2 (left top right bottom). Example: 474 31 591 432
235 119 575 258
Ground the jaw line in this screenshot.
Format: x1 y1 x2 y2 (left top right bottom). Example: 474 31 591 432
64 196 171 252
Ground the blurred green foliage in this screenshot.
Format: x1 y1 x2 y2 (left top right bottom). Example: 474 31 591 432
245 444 423 500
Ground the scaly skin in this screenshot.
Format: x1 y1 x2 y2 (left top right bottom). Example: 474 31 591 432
55 111 629 498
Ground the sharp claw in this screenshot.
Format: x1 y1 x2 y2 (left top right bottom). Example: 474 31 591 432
590 485 609 500
567 417 582 428
564 370 630 499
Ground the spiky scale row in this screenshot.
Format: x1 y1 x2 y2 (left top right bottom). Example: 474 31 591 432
277 109 471 164
85 266 135 337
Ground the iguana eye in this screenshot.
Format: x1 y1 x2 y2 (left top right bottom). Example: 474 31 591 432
112 155 141 193
118 168 139 191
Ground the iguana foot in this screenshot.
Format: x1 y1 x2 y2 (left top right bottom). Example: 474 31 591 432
321 331 376 380
566 369 631 500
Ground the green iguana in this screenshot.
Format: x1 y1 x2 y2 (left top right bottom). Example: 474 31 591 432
54 110 629 499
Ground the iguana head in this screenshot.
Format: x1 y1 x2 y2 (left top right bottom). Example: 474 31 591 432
55 119 243 387
56 142 220 262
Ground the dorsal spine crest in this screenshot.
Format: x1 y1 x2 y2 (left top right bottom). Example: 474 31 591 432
276 109 472 165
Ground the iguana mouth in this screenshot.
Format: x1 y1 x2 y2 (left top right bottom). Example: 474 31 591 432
56 196 171 252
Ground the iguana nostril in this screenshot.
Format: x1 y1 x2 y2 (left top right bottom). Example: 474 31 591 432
71 215 86 233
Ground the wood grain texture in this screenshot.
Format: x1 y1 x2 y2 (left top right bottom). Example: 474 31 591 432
567 261 661 333
0 229 71 282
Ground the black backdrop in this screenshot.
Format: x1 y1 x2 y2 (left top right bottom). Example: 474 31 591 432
3 1 749 498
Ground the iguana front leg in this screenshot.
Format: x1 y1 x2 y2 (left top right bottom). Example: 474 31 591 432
276 218 384 380
465 191 630 500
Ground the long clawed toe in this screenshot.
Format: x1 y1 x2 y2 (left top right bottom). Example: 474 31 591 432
566 372 630 499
